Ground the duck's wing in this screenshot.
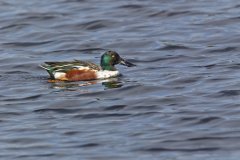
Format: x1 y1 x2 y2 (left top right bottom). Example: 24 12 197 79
72 60 101 71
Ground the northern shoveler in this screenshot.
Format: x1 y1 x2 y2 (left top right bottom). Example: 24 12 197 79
40 50 135 81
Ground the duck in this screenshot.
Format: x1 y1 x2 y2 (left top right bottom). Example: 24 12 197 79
40 50 135 81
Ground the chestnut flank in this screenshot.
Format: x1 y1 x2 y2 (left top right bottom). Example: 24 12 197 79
65 69 97 81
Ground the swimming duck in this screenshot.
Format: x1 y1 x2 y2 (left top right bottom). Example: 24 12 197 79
40 50 135 81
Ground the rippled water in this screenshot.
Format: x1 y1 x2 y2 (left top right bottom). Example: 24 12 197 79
1 0 240 159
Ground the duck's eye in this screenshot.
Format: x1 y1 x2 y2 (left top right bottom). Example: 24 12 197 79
111 55 115 58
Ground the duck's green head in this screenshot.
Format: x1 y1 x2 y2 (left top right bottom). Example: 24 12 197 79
100 50 135 71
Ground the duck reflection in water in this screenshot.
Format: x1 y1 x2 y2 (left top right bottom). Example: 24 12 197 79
48 77 123 90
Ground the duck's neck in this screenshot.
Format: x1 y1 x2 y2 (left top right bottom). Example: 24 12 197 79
101 64 116 71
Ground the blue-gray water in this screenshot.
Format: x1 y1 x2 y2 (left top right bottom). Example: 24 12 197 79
1 0 240 159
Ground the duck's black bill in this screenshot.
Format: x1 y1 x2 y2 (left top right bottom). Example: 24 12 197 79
120 58 136 67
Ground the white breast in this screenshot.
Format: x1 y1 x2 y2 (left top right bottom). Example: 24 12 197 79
96 70 120 79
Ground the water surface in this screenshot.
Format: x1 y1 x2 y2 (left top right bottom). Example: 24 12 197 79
1 0 240 159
